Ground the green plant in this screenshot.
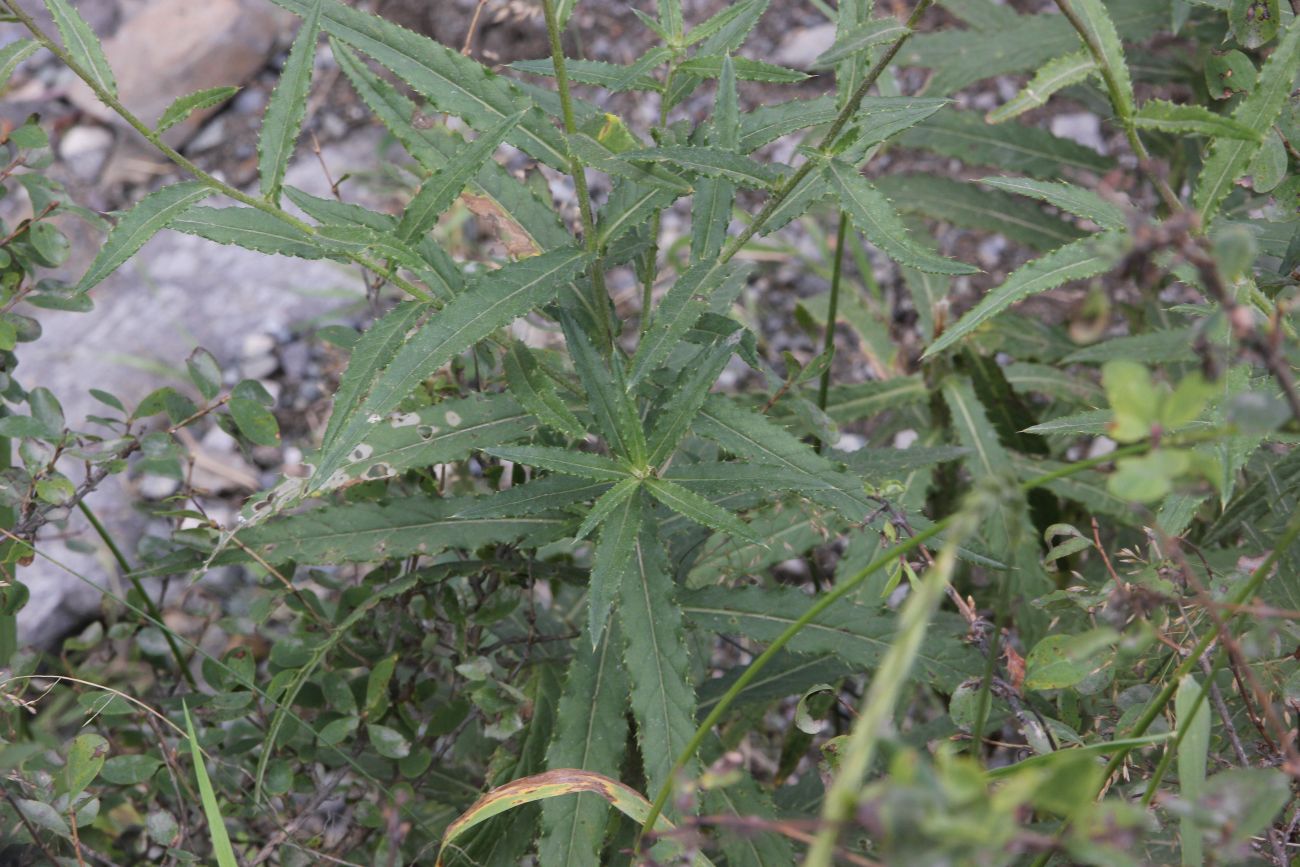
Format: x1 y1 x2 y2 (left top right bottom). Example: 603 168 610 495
1 0 1298 863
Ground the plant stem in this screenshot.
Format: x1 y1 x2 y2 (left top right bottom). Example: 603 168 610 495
805 515 973 865
540 0 614 352
815 211 851 450
637 425 1201 842
2 0 435 304
1051 0 1180 213
78 501 198 688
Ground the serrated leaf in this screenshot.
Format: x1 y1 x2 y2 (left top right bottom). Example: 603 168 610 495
259 0 322 202
1134 99 1262 141
814 18 911 68
319 301 426 464
596 181 680 249
817 375 928 424
78 182 213 292
326 394 536 489
44 0 116 97
396 110 523 243
620 518 700 798
683 586 981 690
1195 16 1300 222
620 146 781 188
332 41 567 254
455 475 611 519
924 233 1122 358
589 490 641 645
538 624 628 867
737 94 837 153
509 57 660 91
648 337 738 466
559 312 647 465
874 174 1085 251
168 206 326 259
228 496 568 564
503 341 586 439
987 50 1097 123
645 477 760 543
839 97 952 159
0 40 41 93
270 0 572 169
676 55 807 84
900 110 1112 178
826 159 978 276
576 478 642 541
314 246 590 484
630 260 741 385
1067 0 1134 121
977 177 1127 231
1062 327 1199 364
487 446 630 481
158 86 240 133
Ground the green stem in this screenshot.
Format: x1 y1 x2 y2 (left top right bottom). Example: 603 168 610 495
639 62 678 337
815 211 850 443
1051 0 1180 213
636 426 1197 842
78 501 198 688
3 0 434 304
540 0 614 352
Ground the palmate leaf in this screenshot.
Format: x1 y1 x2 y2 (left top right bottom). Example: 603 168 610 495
225 496 569 564
397 111 524 243
324 393 536 490
77 182 213 293
313 246 590 484
589 490 642 645
43 0 115 97
1133 100 1261 141
487 446 630 482
268 0 572 169
923 232 1124 358
986 50 1097 123
644 478 760 543
976 177 1127 232
157 86 239 133
559 312 647 466
899 110 1112 178
168 207 327 260
620 517 700 801
685 501 842 587
537 623 629 867
503 341 586 439
826 159 978 276
1195 16 1300 223
814 18 911 68
332 42 568 253
682 586 982 691
259 0 323 203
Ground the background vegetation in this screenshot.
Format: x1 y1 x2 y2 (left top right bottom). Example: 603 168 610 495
1 0 1299 863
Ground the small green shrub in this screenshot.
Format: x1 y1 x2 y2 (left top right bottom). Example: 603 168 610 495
1 0 1298 863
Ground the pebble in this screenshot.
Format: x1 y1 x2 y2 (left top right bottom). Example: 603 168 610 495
59 125 114 180
139 473 181 500
1051 112 1107 154
774 24 836 69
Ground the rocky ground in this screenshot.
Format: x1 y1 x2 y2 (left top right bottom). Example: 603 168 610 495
5 0 1100 646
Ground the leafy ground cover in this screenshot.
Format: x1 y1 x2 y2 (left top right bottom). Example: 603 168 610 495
1 0 1299 864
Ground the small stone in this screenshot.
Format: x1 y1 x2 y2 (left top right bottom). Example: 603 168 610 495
139 474 181 500
775 24 837 69
200 424 239 454
186 118 226 153
59 125 114 180
241 333 276 358
240 354 279 380
1051 112 1107 154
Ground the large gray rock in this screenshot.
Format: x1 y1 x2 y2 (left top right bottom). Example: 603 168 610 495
66 0 291 146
